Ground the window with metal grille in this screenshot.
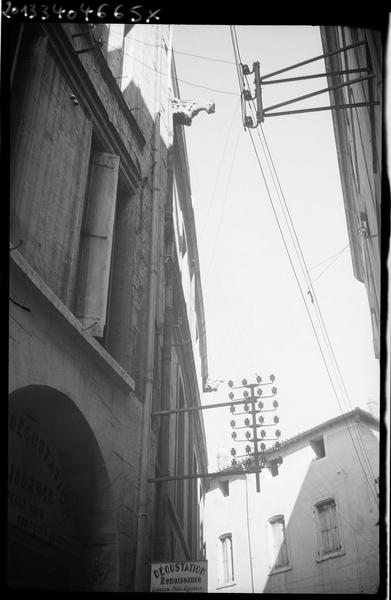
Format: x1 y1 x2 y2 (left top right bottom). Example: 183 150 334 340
314 498 342 557
268 515 289 569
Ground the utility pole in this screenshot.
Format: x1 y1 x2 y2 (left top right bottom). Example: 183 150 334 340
228 376 281 492
150 374 282 493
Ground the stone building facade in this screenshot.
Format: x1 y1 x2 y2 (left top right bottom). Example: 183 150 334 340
319 26 383 358
8 23 209 591
204 408 379 593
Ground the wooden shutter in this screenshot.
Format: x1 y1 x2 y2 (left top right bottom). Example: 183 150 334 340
76 152 120 337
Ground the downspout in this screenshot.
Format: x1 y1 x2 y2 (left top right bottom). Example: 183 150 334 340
154 23 175 561
134 24 163 593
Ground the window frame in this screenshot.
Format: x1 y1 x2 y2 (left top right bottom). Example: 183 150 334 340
217 532 235 588
268 514 291 574
313 497 345 562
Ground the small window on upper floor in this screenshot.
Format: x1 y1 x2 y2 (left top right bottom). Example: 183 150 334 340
219 480 229 497
310 436 326 459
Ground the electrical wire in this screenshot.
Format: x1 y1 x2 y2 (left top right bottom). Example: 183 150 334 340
107 42 239 96
107 28 236 64
242 65 378 501
199 98 241 240
230 29 378 506
312 248 349 284
205 122 243 282
309 243 350 270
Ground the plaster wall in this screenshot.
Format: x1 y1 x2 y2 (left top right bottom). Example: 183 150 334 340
205 419 379 594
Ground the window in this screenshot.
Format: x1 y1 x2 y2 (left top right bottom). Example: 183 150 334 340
314 498 343 558
219 480 229 497
75 148 120 338
218 533 234 586
268 515 289 570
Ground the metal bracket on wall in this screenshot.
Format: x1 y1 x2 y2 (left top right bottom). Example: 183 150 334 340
241 39 380 127
72 24 103 55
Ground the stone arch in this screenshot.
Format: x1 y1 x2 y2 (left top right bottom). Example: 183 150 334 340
8 385 119 591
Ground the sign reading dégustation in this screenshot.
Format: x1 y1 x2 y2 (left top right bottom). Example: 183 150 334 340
150 561 208 593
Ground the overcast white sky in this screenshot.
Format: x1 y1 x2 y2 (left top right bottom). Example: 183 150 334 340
172 25 381 471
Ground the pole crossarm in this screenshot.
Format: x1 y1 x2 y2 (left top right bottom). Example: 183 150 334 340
147 463 280 483
259 39 367 81
260 68 368 84
263 73 375 114
151 394 275 417
265 101 380 117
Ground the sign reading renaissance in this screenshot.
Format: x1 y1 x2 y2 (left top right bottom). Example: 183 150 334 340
150 561 208 593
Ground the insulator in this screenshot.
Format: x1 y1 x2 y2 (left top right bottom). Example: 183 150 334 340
244 404 249 412
275 429 281 438
231 431 237 440
243 390 249 398
244 418 250 427
273 400 278 409
273 415 279 423
261 430 266 438
242 64 251 76
229 391 234 400
260 443 266 451
245 445 251 454
259 415 264 424
272 386 277 395
257 388 263 396
275 441 281 450
270 374 275 382
242 378 248 386
230 448 236 456
258 401 264 410
243 89 252 101
256 375 262 383
230 420 236 428
228 380 234 388
230 405 236 414
231 458 237 467
245 430 251 439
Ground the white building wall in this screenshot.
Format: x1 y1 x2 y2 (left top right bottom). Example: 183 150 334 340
205 417 379 594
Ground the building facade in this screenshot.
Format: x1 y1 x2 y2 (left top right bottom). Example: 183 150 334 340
319 26 383 358
205 408 379 593
8 22 209 591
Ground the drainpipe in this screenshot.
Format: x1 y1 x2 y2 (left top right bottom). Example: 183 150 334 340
154 70 175 559
134 25 163 593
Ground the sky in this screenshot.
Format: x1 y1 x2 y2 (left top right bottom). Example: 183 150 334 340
172 25 381 471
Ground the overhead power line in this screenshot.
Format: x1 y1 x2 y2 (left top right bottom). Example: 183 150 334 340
230 26 378 507
107 41 240 96
309 243 350 271
107 28 236 64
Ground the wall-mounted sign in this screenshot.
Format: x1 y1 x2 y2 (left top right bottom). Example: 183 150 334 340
150 561 207 593
8 409 75 553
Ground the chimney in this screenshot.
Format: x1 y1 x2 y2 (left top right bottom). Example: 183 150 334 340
366 399 379 419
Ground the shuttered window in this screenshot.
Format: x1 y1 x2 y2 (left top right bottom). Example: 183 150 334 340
269 515 289 569
76 151 120 337
314 498 342 557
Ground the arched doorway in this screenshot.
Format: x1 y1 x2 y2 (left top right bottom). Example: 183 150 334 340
8 385 119 591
